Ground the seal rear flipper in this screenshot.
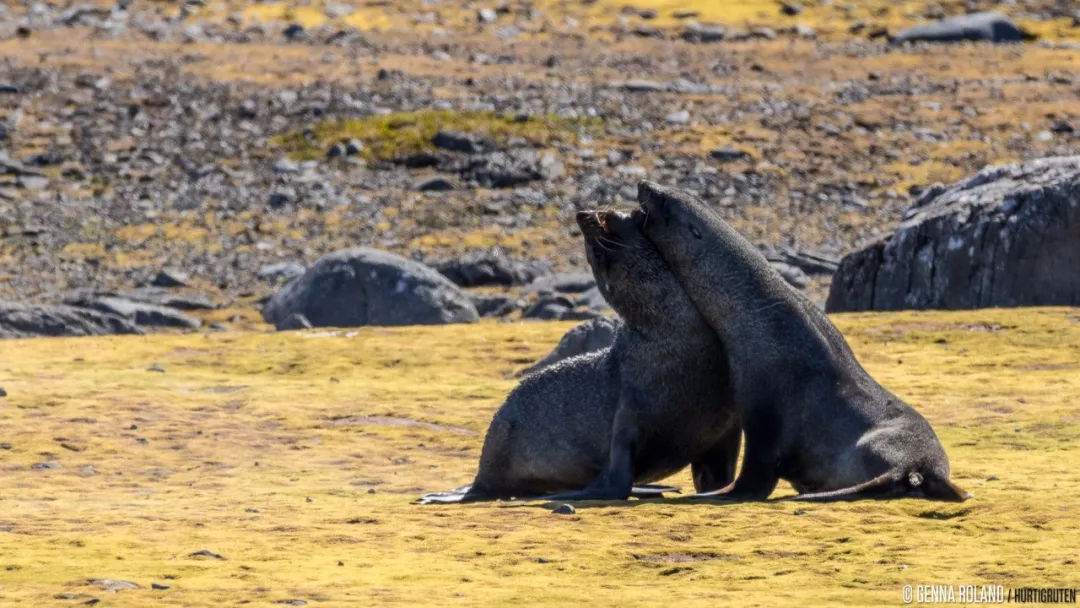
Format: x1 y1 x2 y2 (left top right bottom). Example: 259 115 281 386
787 471 904 502
415 484 490 505
919 474 973 502
630 485 681 497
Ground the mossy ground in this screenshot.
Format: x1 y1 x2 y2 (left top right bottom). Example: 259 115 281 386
1 308 1079 605
275 110 603 162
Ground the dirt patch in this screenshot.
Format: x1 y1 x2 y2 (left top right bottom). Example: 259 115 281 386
633 552 742 563
325 415 477 436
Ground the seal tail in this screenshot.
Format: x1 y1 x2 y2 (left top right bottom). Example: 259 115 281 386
789 470 972 503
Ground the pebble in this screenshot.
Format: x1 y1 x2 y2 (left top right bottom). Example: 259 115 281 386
551 503 576 515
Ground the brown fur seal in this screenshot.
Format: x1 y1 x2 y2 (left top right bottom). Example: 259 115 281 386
418 209 738 503
636 181 970 502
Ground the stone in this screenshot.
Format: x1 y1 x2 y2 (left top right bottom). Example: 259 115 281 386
620 79 665 93
770 261 810 290
433 252 551 287
891 12 1032 44
262 247 479 328
432 130 495 154
780 2 803 15
151 268 188 288
522 294 599 321
471 293 521 317
552 504 576 515
257 262 306 283
827 156 1080 311
414 176 455 191
67 295 201 329
709 147 752 162
524 271 596 294
665 110 690 125
0 301 143 339
681 22 726 43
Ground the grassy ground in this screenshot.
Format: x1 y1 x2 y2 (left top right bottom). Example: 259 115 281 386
1 308 1078 605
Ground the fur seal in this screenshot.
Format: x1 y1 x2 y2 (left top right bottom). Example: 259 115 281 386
636 181 970 502
419 209 738 503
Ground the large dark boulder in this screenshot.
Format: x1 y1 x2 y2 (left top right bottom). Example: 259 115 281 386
827 157 1080 312
65 294 202 328
262 247 479 329
891 12 1032 44
433 251 552 287
0 301 143 338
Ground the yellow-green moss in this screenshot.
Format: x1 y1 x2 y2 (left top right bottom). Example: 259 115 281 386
0 309 1079 605
274 110 603 162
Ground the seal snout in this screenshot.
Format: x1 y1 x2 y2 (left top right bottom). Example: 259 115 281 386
575 210 606 235
636 180 671 224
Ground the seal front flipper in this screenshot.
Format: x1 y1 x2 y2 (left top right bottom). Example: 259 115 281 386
691 416 781 501
543 404 637 501
691 426 742 493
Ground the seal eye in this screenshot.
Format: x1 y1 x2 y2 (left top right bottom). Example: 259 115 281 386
689 224 702 239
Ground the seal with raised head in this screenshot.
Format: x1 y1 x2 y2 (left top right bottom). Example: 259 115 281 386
636 181 970 502
418 209 738 503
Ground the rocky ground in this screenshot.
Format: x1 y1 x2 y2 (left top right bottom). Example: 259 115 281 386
1 0 1079 330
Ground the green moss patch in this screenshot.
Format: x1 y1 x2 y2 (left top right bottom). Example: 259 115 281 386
275 110 603 162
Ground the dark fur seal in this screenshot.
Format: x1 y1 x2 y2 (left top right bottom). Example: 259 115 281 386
636 181 970 502
419 209 738 503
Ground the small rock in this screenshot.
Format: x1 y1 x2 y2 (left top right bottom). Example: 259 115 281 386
770 262 810 290
621 79 665 93
17 175 49 190
0 387 5 397
780 2 803 16
147 363 165 372
272 158 300 174
188 549 225 560
268 190 294 208
665 110 690 125
282 23 305 39
552 504 576 515
414 176 455 192
1051 120 1074 134
151 269 188 288
257 262 305 283
432 130 495 154
709 147 751 162
32 461 61 470
681 21 726 43
326 143 346 159
151 583 170 591
477 8 497 23
344 139 364 155
89 579 138 592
